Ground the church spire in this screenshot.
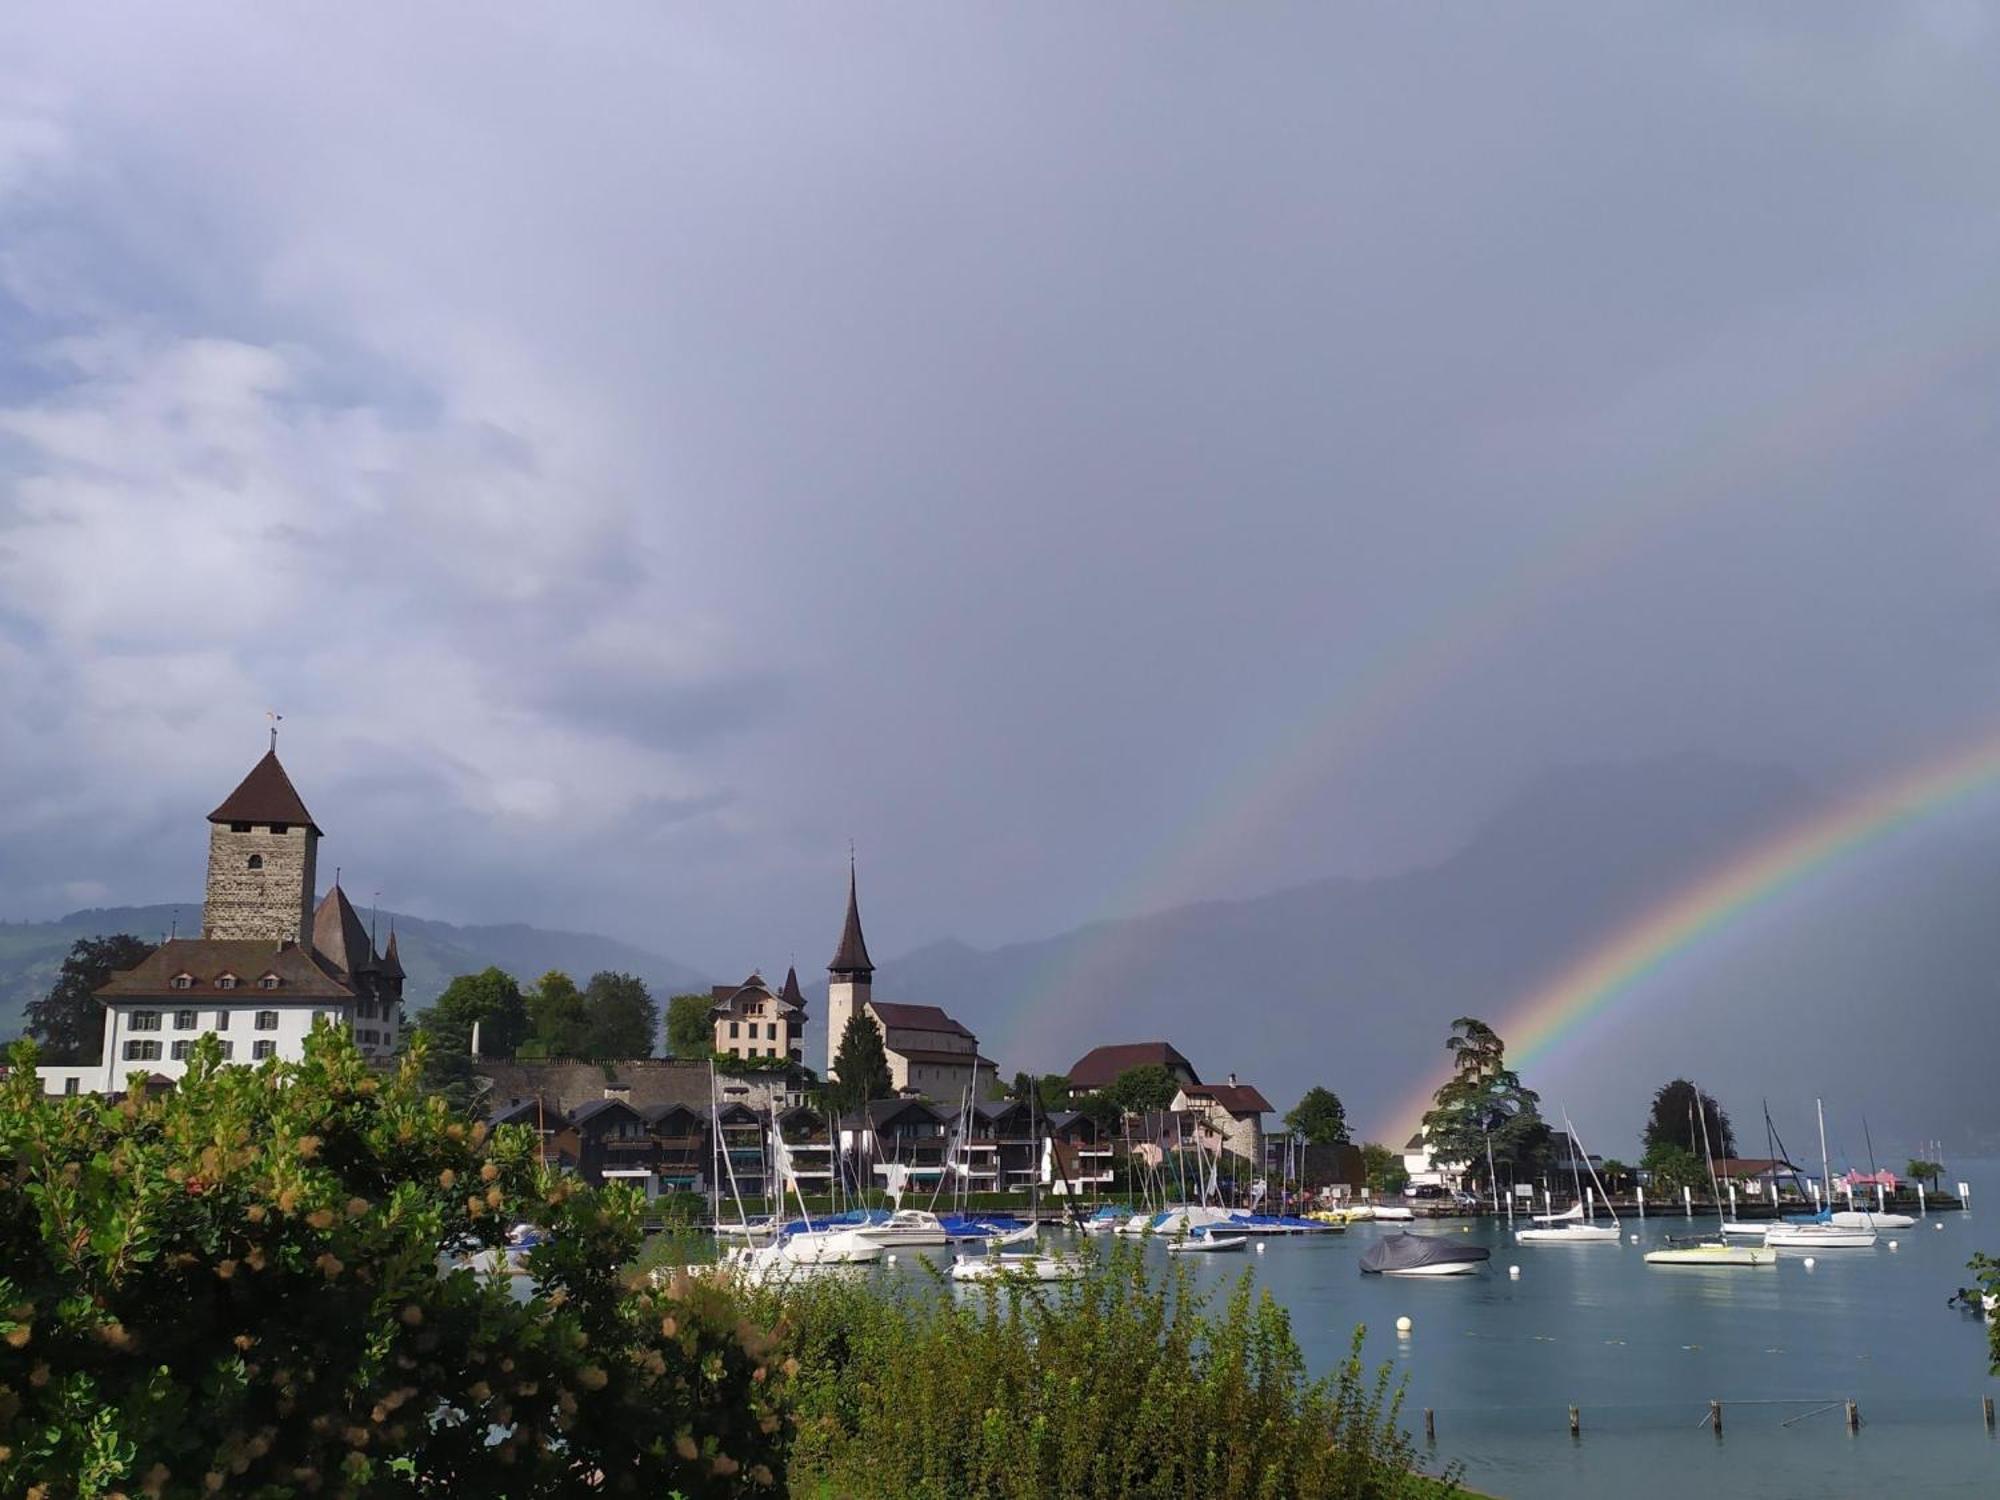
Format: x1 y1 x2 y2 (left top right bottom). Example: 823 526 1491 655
828 858 874 978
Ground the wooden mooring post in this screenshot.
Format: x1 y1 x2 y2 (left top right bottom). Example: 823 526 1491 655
1709 1400 1722 1436
1982 1394 1994 1430
1568 1404 1581 1437
1424 1408 1435 1442
1845 1400 1860 1432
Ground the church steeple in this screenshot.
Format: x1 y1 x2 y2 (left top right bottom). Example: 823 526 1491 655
828 860 874 978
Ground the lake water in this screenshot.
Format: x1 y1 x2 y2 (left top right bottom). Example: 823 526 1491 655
868 1192 2000 1499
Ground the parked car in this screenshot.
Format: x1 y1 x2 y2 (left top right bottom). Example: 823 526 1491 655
1404 1184 1445 1200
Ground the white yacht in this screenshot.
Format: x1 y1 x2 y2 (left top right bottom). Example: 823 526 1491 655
853 1209 950 1247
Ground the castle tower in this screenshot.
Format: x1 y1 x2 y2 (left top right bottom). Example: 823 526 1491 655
201 746 322 943
824 860 875 1081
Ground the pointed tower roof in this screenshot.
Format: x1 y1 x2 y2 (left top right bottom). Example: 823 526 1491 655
780 965 807 1012
208 749 321 834
828 862 874 977
312 884 378 979
380 926 405 980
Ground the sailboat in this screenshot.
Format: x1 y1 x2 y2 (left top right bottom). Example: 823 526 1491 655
1646 1082 1774 1267
1825 1117 1916 1229
1517 1112 1621 1244
1764 1099 1877 1250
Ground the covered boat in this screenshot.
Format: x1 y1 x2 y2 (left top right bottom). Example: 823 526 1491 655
1358 1232 1490 1277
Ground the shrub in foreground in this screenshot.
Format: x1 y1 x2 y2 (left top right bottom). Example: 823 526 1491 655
0 1032 787 1497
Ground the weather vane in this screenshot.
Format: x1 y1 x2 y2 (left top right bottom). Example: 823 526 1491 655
267 709 283 751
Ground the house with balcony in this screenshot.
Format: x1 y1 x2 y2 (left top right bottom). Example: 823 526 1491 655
709 969 806 1065
1042 1110 1116 1196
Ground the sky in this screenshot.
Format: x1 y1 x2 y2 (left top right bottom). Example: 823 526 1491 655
3 4 1999 999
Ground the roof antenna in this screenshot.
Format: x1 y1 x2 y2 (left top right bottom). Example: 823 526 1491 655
267 709 283 753
170 908 179 940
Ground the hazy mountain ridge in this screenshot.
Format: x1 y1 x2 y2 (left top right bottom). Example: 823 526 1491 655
0 906 711 1038
846 753 2000 1153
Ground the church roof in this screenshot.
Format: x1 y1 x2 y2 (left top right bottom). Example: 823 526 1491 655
379 927 405 980
312 885 379 980
96 938 355 1001
780 965 807 1010
829 863 874 976
870 1002 973 1038
208 750 321 835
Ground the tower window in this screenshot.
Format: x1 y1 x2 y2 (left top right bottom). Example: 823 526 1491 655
230 821 252 833
268 823 289 835
247 854 263 870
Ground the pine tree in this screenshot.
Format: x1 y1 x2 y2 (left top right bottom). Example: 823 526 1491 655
830 1010 891 1118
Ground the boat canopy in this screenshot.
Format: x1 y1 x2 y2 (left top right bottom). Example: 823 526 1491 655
1359 1232 1492 1274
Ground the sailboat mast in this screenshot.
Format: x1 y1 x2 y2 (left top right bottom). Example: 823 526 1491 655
1816 1097 1831 1210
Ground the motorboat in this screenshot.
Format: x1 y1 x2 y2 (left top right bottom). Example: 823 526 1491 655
1719 1220 1772 1238
1168 1232 1247 1254
1359 1232 1490 1277
852 1209 950 1247
722 1228 885 1278
1828 1209 1915 1230
1764 1222 1878 1249
1079 1204 1133 1234
1516 1222 1622 1244
1644 1239 1776 1267
949 1252 1086 1283
1370 1205 1415 1223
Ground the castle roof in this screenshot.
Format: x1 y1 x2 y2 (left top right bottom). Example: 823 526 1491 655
828 863 874 976
208 750 321 835
869 1001 972 1039
312 884 379 980
96 937 355 1001
379 928 405 980
1065 1042 1199 1091
780 965 807 1010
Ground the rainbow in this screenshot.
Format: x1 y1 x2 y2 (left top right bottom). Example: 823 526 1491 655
997 309 1995 1073
1384 729 2000 1139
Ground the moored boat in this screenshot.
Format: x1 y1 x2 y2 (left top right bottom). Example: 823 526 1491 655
1359 1231 1490 1277
1168 1232 1247 1254
949 1252 1086 1283
1644 1238 1776 1267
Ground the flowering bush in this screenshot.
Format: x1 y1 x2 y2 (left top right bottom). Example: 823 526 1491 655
0 1029 788 1498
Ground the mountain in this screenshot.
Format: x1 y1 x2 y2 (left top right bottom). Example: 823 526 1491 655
839 753 2000 1155
0 906 711 1038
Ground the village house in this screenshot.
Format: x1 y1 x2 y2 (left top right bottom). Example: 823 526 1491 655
38 743 404 1096
708 968 807 1064
1173 1075 1275 1167
1063 1040 1200 1097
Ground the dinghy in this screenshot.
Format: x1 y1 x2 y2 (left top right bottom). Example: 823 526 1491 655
1168 1233 1247 1254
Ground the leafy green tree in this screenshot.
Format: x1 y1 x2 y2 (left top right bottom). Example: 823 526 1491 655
523 969 591 1058
1103 1063 1180 1117
1009 1071 1070 1113
0 1029 790 1495
24 933 156 1064
1284 1086 1350 1146
1641 1079 1737 1159
1419 1017 1546 1178
1907 1157 1944 1190
1642 1142 1708 1194
829 1010 892 1118
583 970 658 1058
666 991 716 1058
1359 1141 1409 1195
414 966 530 1102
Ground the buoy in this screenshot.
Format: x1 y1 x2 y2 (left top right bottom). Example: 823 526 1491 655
1255 1243 1266 1255
886 1254 898 1265
1629 1233 1639 1243
1889 1240 1899 1251
1508 1265 1521 1279
1935 1222 1944 1230
1803 1257 1816 1270
1395 1316 1413 1333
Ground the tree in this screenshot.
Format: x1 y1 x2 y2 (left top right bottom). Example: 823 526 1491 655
1103 1063 1180 1117
1419 1017 1546 1179
1009 1071 1069 1113
1907 1157 1944 1190
583 970 658 1058
1599 1158 1633 1192
1641 1079 1737 1160
1360 1141 1409 1195
414 967 530 1101
829 1010 892 1119
666 991 716 1058
24 934 155 1064
0 1029 790 1495
1642 1142 1708 1195
1284 1086 1350 1146
523 969 591 1058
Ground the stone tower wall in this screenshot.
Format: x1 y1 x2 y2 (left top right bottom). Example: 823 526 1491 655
202 822 317 942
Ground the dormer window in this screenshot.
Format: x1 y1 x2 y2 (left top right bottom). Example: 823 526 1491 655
230 821 252 833
257 974 281 990
171 974 194 990
246 854 263 871
268 823 289 835
215 974 238 990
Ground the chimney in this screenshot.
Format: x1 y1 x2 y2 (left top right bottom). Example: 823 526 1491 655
1228 1072 1237 1087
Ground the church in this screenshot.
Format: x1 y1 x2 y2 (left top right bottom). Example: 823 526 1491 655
36 744 404 1096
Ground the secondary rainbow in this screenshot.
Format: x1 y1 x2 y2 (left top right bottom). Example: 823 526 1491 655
1387 729 2000 1138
